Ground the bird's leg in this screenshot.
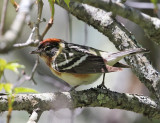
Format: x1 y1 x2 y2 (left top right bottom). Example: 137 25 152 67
102 73 106 86
97 73 107 89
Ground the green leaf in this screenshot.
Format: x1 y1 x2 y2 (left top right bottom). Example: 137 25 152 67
57 0 60 4
13 87 38 94
0 58 7 71
64 0 70 8
0 58 7 66
0 71 3 80
0 83 4 92
0 59 7 78
0 58 25 76
3 83 13 94
48 0 55 18
5 63 25 74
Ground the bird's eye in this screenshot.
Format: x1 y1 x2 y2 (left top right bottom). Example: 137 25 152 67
44 46 52 51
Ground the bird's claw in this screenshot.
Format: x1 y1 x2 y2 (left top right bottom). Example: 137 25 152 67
97 84 107 89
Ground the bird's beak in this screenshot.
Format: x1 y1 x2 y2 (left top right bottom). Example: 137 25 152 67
30 49 41 54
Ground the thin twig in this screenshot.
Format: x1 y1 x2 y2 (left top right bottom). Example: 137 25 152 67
7 95 14 123
13 27 39 48
35 0 44 41
29 56 39 85
10 0 19 12
37 0 43 21
7 107 11 123
41 0 55 39
0 0 9 36
41 18 53 39
13 57 39 88
13 40 39 48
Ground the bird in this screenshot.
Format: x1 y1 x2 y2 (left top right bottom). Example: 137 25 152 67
31 38 148 89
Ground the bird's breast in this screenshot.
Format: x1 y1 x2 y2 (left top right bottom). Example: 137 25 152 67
40 55 101 87
50 68 101 87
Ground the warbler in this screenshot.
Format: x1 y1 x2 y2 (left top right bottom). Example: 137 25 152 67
31 38 148 89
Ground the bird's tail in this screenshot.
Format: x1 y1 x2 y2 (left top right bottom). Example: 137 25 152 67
103 48 149 66
110 48 148 58
125 48 149 55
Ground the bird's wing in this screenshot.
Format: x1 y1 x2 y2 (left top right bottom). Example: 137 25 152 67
52 43 122 74
54 54 108 73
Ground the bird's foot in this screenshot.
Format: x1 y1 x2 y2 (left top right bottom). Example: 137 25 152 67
97 83 107 89
98 73 107 89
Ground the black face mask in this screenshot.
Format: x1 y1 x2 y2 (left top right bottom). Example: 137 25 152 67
42 43 59 57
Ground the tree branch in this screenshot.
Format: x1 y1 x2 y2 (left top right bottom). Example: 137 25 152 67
73 0 160 45
0 89 159 119
0 0 35 53
55 0 160 100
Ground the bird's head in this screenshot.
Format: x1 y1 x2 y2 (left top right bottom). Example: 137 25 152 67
31 38 61 58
